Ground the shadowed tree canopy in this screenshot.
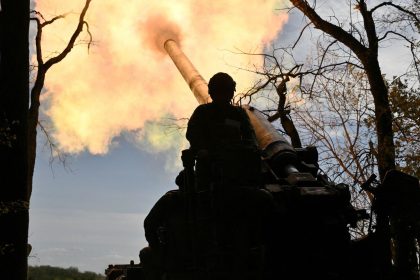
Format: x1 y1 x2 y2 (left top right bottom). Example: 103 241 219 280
0 0 30 278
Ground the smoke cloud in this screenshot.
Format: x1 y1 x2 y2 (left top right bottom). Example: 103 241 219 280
141 14 184 55
34 0 288 157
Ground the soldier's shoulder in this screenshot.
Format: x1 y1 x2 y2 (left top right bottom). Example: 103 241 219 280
155 190 180 203
164 189 180 197
199 103 213 110
192 103 212 114
153 190 181 208
231 105 249 117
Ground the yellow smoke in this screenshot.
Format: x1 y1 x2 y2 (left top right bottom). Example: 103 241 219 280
35 0 288 155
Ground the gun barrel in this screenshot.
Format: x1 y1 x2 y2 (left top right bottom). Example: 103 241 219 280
164 39 209 104
243 105 297 174
243 105 293 152
164 39 297 173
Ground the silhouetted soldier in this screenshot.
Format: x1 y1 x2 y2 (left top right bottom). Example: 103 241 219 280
141 171 188 280
186 72 257 152
186 72 260 187
140 74 279 280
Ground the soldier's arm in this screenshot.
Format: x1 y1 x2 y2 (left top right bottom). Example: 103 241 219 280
186 105 208 150
143 192 174 248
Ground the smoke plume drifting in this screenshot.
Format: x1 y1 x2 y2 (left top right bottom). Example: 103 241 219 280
34 0 288 156
141 14 183 55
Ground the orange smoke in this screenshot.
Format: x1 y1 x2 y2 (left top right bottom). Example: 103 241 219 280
34 0 288 155
141 14 183 55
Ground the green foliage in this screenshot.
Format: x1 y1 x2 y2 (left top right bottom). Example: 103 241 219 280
0 200 29 215
0 116 18 148
389 78 420 178
28 266 105 280
363 77 420 178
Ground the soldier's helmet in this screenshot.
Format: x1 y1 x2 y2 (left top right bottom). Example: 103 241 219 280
208 72 236 103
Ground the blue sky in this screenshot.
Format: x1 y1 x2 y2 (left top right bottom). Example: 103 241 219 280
29 136 178 273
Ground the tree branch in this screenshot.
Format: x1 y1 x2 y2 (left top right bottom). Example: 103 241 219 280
378 30 420 80
41 14 66 27
44 0 92 70
371 2 420 24
358 0 380 55
292 21 312 49
30 17 43 67
289 0 367 57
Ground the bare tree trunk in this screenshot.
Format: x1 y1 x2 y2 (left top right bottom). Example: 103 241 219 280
27 68 45 200
0 0 30 279
362 57 396 179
